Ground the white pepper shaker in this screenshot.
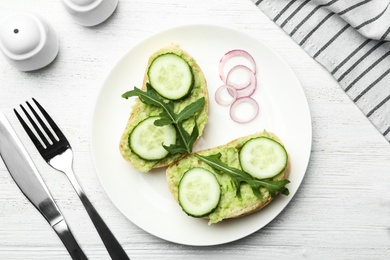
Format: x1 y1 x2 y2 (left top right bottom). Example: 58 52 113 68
62 0 119 27
0 12 59 71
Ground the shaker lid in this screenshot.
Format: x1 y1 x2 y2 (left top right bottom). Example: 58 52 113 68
0 13 45 60
63 0 103 11
68 0 97 6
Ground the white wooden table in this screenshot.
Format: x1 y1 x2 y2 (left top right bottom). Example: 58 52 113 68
1 0 389 259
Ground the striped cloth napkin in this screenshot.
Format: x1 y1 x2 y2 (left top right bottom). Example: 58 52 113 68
251 0 390 142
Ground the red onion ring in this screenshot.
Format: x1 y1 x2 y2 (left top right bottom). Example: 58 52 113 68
219 49 256 83
226 65 252 90
226 65 257 98
215 85 237 106
229 97 259 123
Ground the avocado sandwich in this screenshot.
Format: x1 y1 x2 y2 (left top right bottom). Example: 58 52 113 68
120 44 209 172
166 130 290 224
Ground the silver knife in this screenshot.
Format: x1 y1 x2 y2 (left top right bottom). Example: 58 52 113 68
0 112 87 260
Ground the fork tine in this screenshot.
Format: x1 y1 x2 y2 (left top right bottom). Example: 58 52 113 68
14 108 46 152
20 103 53 148
32 98 67 142
26 101 57 144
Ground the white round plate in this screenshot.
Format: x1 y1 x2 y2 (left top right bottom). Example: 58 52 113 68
91 24 312 246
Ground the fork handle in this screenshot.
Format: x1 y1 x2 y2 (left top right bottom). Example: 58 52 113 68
69 175 130 260
52 220 88 260
79 192 130 260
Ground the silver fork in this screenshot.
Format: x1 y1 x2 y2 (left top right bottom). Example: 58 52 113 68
15 99 130 260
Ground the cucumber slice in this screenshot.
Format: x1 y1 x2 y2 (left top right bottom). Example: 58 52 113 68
129 116 176 160
239 137 287 179
178 168 221 218
148 53 193 100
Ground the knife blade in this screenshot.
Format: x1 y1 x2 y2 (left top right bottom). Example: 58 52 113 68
0 112 87 260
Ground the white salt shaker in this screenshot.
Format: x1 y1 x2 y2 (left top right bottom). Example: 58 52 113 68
0 12 59 71
62 0 119 27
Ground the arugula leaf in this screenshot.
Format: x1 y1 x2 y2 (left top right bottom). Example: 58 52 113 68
175 98 205 123
188 118 199 147
122 84 166 107
122 83 205 154
122 84 176 124
195 153 290 199
163 142 188 155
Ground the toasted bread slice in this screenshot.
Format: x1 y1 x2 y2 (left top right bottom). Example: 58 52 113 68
166 130 290 224
119 44 208 172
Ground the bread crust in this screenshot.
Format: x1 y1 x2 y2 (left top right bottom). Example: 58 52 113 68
166 130 290 224
119 44 209 172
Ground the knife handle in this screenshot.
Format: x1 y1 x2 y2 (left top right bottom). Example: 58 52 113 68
52 220 88 260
